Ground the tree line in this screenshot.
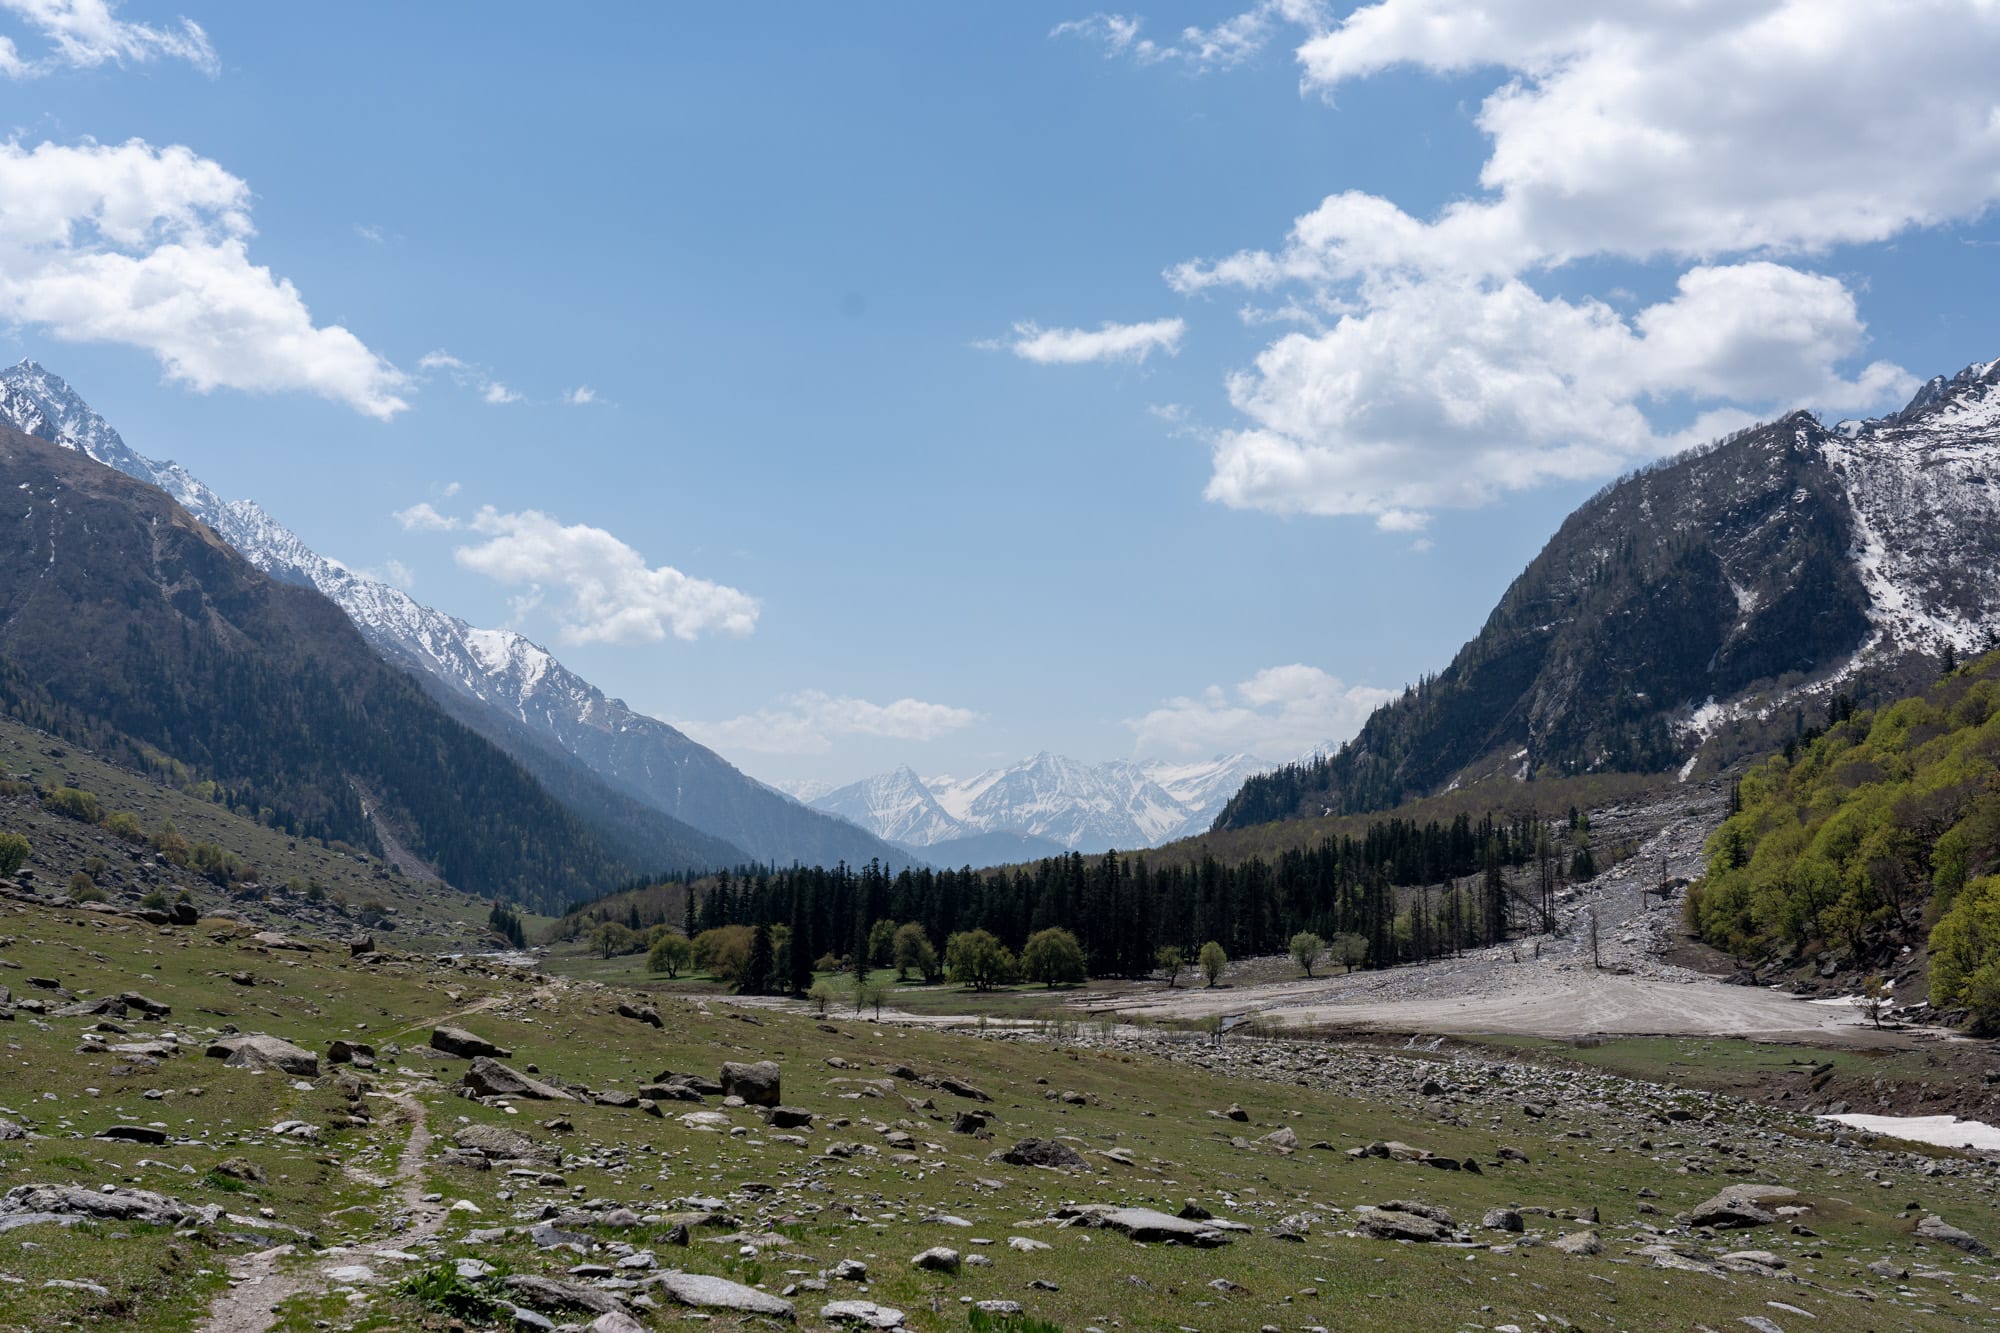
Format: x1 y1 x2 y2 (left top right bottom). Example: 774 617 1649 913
550 807 1598 993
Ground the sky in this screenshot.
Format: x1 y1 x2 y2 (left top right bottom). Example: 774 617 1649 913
3 1 2000 790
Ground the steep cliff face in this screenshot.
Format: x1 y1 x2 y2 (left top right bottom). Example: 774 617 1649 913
1220 361 2000 829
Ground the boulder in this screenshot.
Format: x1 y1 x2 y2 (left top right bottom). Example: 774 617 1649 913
719 1060 781 1106
1916 1214 1990 1256
1481 1208 1524 1233
454 1124 559 1168
1 1184 214 1229
638 1082 704 1103
1098 1208 1230 1247
502 1275 625 1316
208 1034 319 1076
761 1105 814 1130
936 1077 991 1102
654 1071 724 1095
326 1039 375 1067
431 1026 511 1059
911 1246 960 1273
119 991 171 1018
1356 1201 1454 1243
648 1270 795 1319
950 1110 991 1134
616 1002 664 1028
94 1125 167 1145
1687 1184 1795 1230
1258 1126 1300 1151
992 1137 1088 1170
1552 1230 1603 1256
462 1057 575 1101
821 1299 905 1328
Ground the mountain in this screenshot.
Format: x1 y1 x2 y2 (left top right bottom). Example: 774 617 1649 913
0 421 652 911
0 361 912 872
1218 357 2000 829
814 751 1269 854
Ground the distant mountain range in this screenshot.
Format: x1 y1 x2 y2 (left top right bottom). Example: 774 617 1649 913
808 752 1269 859
0 361 915 874
1220 357 2000 829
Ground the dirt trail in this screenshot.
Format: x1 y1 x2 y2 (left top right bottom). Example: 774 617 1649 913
197 1090 439 1333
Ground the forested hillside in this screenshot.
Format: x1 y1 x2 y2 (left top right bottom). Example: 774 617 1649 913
0 424 646 911
1688 652 2000 1028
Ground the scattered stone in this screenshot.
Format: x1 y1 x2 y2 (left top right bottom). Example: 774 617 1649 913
454 1123 559 1168
648 1270 796 1319
1552 1230 1603 1256
992 1138 1087 1170
821 1298 906 1328
501 1275 626 1315
911 1246 960 1272
1098 1208 1230 1247
206 1034 318 1076
936 1077 991 1102
462 1057 575 1101
719 1060 782 1107
94 1124 167 1145
1687 1184 1796 1230
615 1002 664 1028
1481 1208 1523 1233
431 1026 512 1059
1916 1213 1990 1256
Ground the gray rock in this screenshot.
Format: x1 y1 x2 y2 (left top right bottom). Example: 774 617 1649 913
1552 1230 1602 1256
462 1057 574 1101
1687 1184 1795 1230
649 1270 795 1318
616 1002 663 1028
431 1026 512 1059
1099 1208 1229 1247
587 1313 649 1333
94 1125 167 1145
1481 1208 1524 1233
501 1274 625 1315
0 1118 24 1141
992 1137 1087 1170
821 1299 906 1328
1916 1213 1990 1256
454 1123 558 1167
911 1246 960 1272
326 1039 375 1066
1 1183 215 1228
1258 1126 1299 1151
1356 1206 1452 1243
118 991 171 1017
208 1034 318 1076
719 1060 782 1107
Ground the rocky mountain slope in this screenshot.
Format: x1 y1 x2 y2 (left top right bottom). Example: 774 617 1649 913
0 361 910 872
1220 359 2000 829
815 751 1268 854
0 423 652 909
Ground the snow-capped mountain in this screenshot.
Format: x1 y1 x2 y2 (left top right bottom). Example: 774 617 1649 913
814 751 1269 853
0 360 912 873
1219 357 2000 828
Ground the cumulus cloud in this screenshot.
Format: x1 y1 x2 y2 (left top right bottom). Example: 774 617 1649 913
564 385 597 406
1127 664 1393 761
450 505 759 644
1053 2 1326 71
993 317 1185 365
0 139 407 418
1158 0 2000 523
0 0 216 77
681 691 979 756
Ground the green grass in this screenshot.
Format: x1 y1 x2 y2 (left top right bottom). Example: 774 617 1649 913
3 897 1996 1332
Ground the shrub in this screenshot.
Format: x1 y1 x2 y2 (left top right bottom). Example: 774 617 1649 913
43 786 101 823
1198 940 1228 987
103 811 145 842
0 831 28 876
944 929 1017 991
1289 930 1325 977
893 922 940 983
1155 944 1185 987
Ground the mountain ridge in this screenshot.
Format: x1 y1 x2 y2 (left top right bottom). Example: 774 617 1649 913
1217 359 2000 830
0 360 915 873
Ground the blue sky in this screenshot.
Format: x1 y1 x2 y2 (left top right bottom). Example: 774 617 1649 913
4 1 1999 787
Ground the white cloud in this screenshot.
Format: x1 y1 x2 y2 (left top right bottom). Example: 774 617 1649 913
419 348 522 405
1128 664 1393 761
564 385 597 406
1161 0 2000 523
366 557 416 589
0 0 216 77
994 316 1185 365
1204 263 1907 518
392 500 459 532
681 691 979 756
451 505 759 645
442 480 461 498
1053 3 1326 71
0 139 407 418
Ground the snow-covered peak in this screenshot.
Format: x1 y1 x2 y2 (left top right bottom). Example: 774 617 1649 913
816 750 1269 853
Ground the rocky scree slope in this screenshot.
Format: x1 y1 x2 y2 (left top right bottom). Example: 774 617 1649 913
1221 359 2000 830
0 360 908 873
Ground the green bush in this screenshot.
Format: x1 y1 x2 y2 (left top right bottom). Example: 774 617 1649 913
103 811 145 842
42 786 102 823
0 831 28 876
